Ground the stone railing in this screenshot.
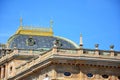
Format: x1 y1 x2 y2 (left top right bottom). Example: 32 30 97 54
15 49 53 76
0 49 14 64
1 48 120 66
81 49 120 59
18 49 46 54
7 48 120 79
83 49 95 55
22 26 52 32
55 48 120 58
0 49 46 65
57 48 77 54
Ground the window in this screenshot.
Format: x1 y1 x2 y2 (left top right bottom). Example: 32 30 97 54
102 74 109 78
26 37 36 46
10 66 12 71
64 72 71 76
87 73 93 78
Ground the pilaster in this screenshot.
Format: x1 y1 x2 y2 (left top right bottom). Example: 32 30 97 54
51 68 57 80
95 50 99 56
110 51 114 56
5 63 8 79
79 71 83 80
1 66 4 79
52 47 58 54
110 45 114 56
95 44 99 56
78 49 83 56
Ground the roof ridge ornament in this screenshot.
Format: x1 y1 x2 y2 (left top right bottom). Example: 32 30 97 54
53 39 62 48
110 45 114 51
79 34 83 48
20 17 23 27
16 19 54 36
50 19 53 28
95 44 99 49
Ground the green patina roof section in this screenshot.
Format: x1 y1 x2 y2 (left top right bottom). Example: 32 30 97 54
7 34 18 46
55 36 79 48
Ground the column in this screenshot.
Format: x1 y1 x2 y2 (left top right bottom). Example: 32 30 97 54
5 63 8 79
1 66 4 79
51 65 57 79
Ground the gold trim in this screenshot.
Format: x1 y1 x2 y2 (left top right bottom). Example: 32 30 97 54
16 26 53 36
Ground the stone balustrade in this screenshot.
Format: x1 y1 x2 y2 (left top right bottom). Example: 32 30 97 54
0 48 119 79
14 48 120 78
22 26 52 32
82 49 120 59
18 49 46 54
0 50 14 64
56 48 120 58
0 49 41 65
15 49 53 76
0 48 120 66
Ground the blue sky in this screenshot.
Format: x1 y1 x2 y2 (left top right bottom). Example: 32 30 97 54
0 0 120 51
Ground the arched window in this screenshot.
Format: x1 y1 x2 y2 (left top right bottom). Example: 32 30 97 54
102 74 109 78
10 66 12 71
26 37 36 46
64 72 71 76
87 73 93 78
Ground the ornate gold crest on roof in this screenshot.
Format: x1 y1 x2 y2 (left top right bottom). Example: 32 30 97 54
16 18 53 36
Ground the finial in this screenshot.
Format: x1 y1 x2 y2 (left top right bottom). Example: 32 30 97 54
13 43 17 49
79 34 83 48
50 19 53 28
95 44 99 49
53 39 62 48
20 17 23 26
110 45 114 50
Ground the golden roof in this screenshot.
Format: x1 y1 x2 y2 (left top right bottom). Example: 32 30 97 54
15 18 53 36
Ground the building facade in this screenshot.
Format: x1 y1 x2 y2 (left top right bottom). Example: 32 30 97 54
0 20 120 80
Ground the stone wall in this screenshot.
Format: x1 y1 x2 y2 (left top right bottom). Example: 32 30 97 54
13 63 120 80
21 64 54 80
55 64 80 79
79 65 120 80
